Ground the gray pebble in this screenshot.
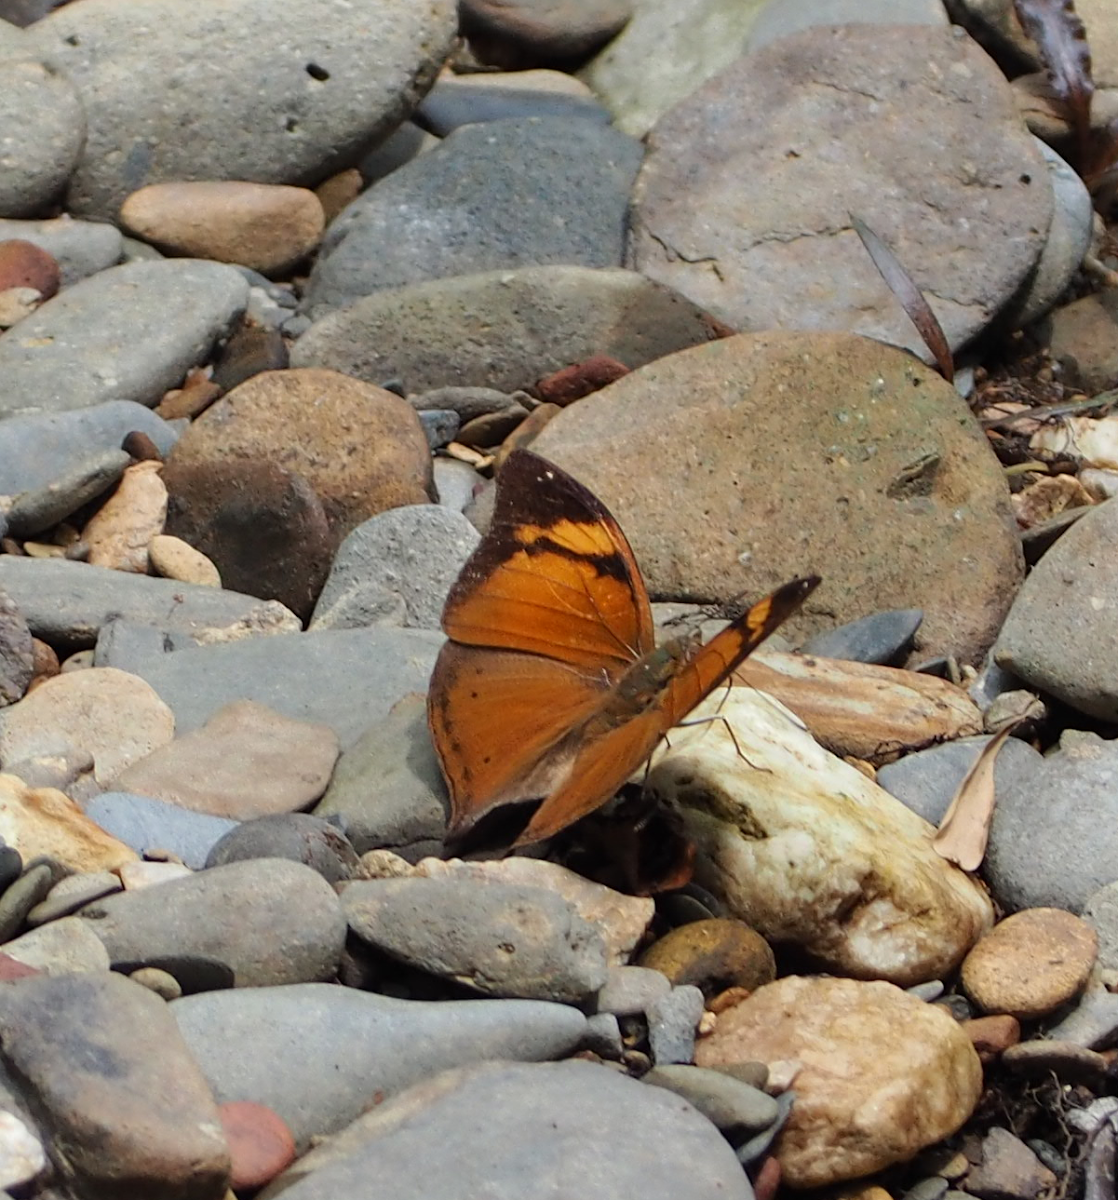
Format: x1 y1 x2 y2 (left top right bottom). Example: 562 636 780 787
342 877 608 1003
642 1064 780 1136
909 980 946 1002
205 813 362 883
0 260 248 418
76 858 346 991
736 1089 795 1165
314 692 449 861
0 916 109 974
583 1012 624 1059
26 870 121 926
83 792 238 870
415 80 612 137
5 449 131 538
0 59 84 217
417 408 461 449
801 608 923 665
596 965 672 1016
0 846 22 894
902 1177 950 1200
432 457 481 514
1083 881 1118 974
0 217 123 286
877 734 1043 826
0 556 298 650
114 625 441 751
647 984 705 1065
302 118 643 316
412 386 531 421
0 400 177 497
310 504 479 632
172 983 588 1152
358 120 435 184
0 589 33 706
1044 986 1118 1050
0 862 57 942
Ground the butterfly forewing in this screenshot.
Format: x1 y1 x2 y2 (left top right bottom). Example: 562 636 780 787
441 450 654 671
661 576 821 727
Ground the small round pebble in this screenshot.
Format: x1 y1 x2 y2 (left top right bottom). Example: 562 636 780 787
148 534 221 586
961 908 1098 1019
596 965 672 1016
217 1100 296 1190
129 966 183 1000
638 918 776 995
648 984 706 1065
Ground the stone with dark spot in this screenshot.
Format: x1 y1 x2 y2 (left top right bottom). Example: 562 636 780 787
163 459 332 620
0 971 230 1197
638 919 775 997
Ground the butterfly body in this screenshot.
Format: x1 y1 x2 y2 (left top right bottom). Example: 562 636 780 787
427 449 819 850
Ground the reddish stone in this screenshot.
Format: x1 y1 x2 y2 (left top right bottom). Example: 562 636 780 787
0 239 60 299
752 1154 781 1200
0 954 42 982
963 1013 1021 1063
218 1100 296 1190
536 354 630 405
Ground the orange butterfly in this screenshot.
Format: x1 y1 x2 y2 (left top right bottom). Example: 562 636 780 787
427 449 820 849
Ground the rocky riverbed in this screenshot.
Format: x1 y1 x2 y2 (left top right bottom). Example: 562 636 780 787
3 0 1118 1197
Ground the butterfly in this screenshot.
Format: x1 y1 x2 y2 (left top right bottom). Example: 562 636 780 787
427 448 820 851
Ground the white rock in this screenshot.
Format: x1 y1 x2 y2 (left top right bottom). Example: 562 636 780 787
646 689 994 985
1032 415 1118 470
0 1109 46 1190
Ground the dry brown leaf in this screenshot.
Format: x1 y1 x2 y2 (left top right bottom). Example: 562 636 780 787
932 725 1017 872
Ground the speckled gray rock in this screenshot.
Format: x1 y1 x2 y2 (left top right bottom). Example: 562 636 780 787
0 972 229 1198
172 983 588 1151
76 858 346 990
0 217 123 285
314 693 448 860
415 78 612 136
984 734 1118 913
1044 985 1118 1050
1083 883 1118 976
801 608 923 665
0 260 248 417
205 813 362 883
596 965 672 1016
628 25 1052 360
0 557 298 649
301 119 643 316
257 1060 753 1200
343 877 609 1002
107 625 442 750
648 984 705 1065
293 265 730 393
83 791 238 869
310 504 479 631
877 735 1043 826
24 0 458 219
0 588 33 706
0 59 84 217
996 498 1118 721
0 400 177 495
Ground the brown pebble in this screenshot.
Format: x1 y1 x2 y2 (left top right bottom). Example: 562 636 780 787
638 918 776 996
456 404 530 449
30 638 60 682
122 431 163 462
963 1013 1021 1063
0 239 60 299
536 353 630 404
752 1155 781 1200
315 167 364 224
211 322 289 394
495 401 561 467
218 1100 296 1190
155 373 224 421
961 908 1098 1019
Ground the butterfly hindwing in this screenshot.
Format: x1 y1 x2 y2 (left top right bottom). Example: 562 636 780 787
441 450 654 671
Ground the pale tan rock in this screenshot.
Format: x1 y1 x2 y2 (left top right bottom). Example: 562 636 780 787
118 860 194 890
647 689 994 985
0 668 174 785
110 699 339 819
120 181 325 276
961 908 1098 1019
694 976 982 1188
0 773 137 871
314 169 363 225
148 533 221 587
440 68 595 98
415 856 654 964
0 287 42 328
82 460 167 573
734 649 982 764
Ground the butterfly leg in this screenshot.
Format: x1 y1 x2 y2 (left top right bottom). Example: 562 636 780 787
675 712 773 774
